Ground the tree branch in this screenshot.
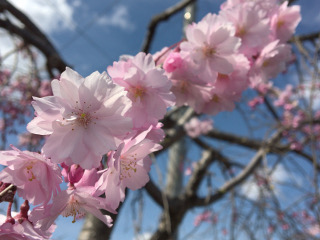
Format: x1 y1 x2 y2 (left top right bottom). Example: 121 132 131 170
192 130 284 207
184 149 215 197
144 178 166 208
290 31 320 43
141 0 197 53
205 129 317 168
0 0 68 76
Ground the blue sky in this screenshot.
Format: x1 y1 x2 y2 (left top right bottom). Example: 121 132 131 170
1 0 320 239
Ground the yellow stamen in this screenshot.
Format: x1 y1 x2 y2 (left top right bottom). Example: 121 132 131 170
212 94 220 103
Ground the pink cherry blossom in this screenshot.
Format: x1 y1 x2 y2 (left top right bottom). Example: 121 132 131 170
30 188 113 231
249 40 292 87
95 130 162 210
0 146 62 205
61 164 85 184
169 65 212 110
180 13 241 80
163 51 183 73
184 117 213 138
94 149 126 211
19 220 54 240
0 213 54 240
200 54 249 115
274 84 298 110
248 96 264 109
108 52 175 129
27 67 132 169
270 1 301 43
153 47 171 66
194 210 212 226
184 167 192 176
306 224 320 237
221 0 278 15
220 2 270 56
74 168 100 188
0 222 28 239
117 133 161 190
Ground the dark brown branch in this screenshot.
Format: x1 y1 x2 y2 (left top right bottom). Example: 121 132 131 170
0 0 68 76
205 129 317 169
157 107 195 155
287 0 298 5
290 32 320 43
141 0 197 53
193 138 245 169
184 150 215 197
263 96 280 121
144 179 166 208
0 0 50 43
192 130 283 207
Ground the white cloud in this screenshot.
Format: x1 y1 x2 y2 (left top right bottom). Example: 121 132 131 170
300 83 320 111
1 0 74 75
133 232 152 240
8 0 75 34
97 5 134 31
0 30 35 74
240 165 290 201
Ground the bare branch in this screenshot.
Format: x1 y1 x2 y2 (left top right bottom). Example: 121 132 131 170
144 179 166 208
0 0 68 76
184 150 215 197
192 130 284 207
141 0 197 53
205 129 317 168
290 32 320 43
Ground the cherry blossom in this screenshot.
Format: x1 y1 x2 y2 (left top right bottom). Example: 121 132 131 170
0 0 304 237
220 2 270 56
180 13 241 80
194 210 213 226
108 52 175 129
95 129 162 210
184 117 213 138
249 40 292 87
30 188 113 231
270 1 301 42
0 146 62 205
27 67 133 169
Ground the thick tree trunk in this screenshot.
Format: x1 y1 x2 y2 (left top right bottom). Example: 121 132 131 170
78 213 114 240
77 201 123 240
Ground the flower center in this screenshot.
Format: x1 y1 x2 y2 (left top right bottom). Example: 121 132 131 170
120 155 138 180
25 162 36 182
61 195 86 223
236 26 246 37
277 20 285 28
77 112 92 127
59 101 99 130
132 86 146 100
211 94 220 103
180 81 188 93
202 45 216 58
217 73 229 81
262 60 270 67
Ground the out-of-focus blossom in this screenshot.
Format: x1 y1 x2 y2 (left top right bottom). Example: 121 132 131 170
0 146 62 205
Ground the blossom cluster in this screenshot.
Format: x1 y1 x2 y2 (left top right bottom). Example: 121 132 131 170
0 57 172 238
155 0 300 115
0 0 301 238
